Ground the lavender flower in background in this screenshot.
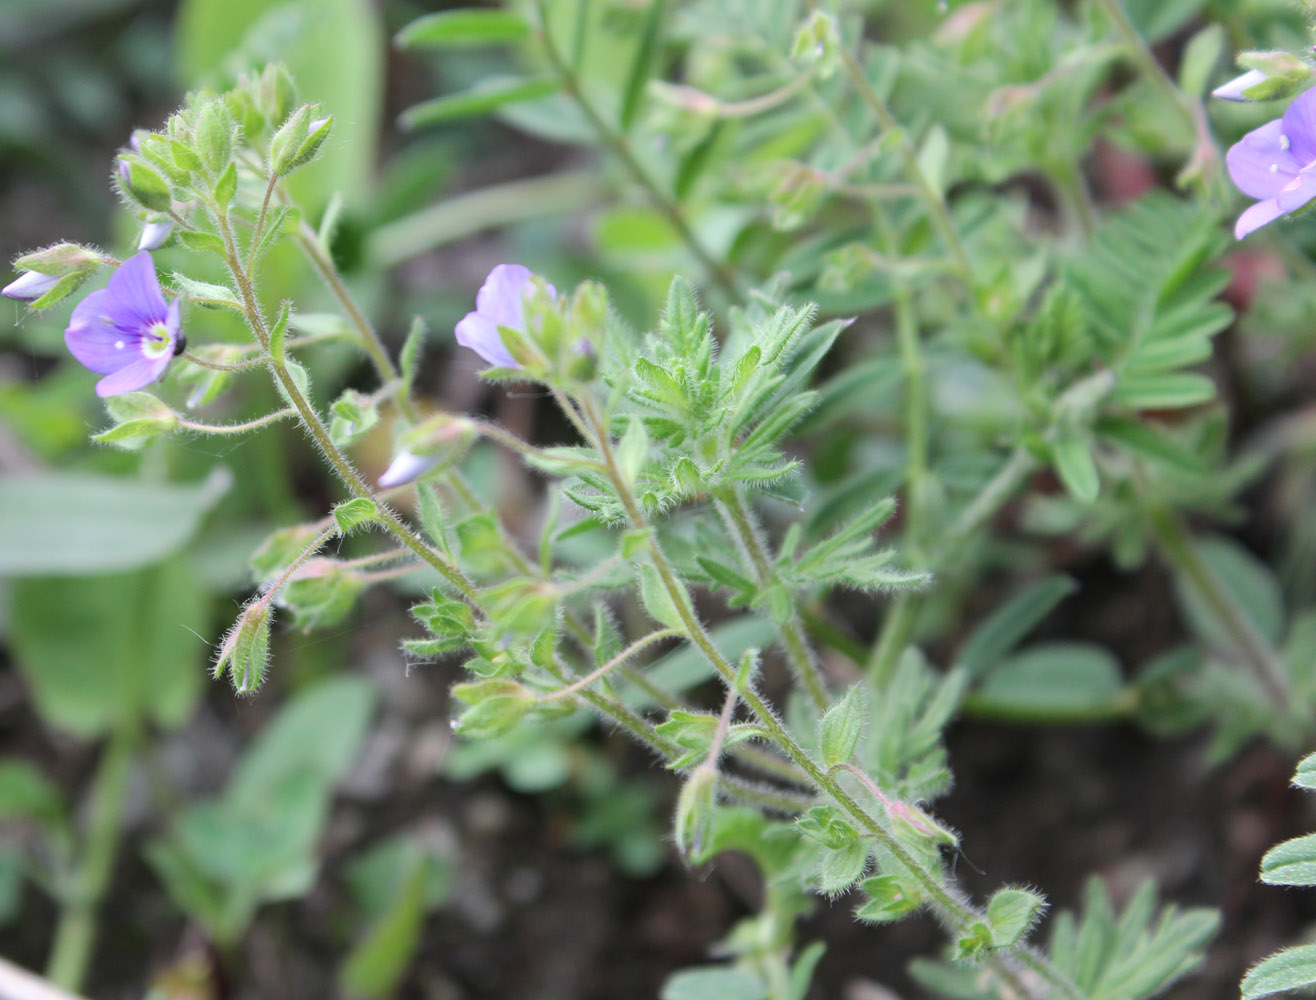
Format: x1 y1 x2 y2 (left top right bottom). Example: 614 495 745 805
2 270 59 301
378 450 439 489
1226 86 1316 238
454 264 554 368
65 251 183 397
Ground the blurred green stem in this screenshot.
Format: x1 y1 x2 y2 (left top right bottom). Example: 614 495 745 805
46 724 136 991
805 0 972 281
533 1 740 299
293 221 419 423
867 448 1040 685
1145 502 1290 711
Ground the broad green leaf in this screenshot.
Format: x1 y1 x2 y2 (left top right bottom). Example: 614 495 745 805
0 468 230 575
661 967 767 1000
1111 372 1215 410
986 887 1046 948
395 9 528 49
400 76 560 130
229 676 377 807
1174 535 1285 648
1052 433 1099 503
1243 944 1316 1000
10 557 207 737
956 576 1076 679
967 643 1126 723
1122 0 1207 42
819 685 865 768
1294 753 1316 791
1260 834 1316 887
0 760 64 826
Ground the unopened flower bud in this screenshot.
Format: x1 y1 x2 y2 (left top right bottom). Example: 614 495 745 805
194 100 234 173
2 271 59 302
137 220 174 251
674 766 718 861
378 415 477 488
269 105 332 177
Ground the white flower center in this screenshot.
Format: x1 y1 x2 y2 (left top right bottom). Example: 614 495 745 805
140 321 172 360
1282 133 1292 151
115 340 124 350
1272 163 1280 172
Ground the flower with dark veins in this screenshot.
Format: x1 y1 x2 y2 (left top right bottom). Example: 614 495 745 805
454 264 554 368
1227 86 1316 238
65 251 184 397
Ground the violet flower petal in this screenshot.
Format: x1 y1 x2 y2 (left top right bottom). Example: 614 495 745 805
455 312 519 368
95 357 167 398
1282 86 1316 163
101 251 170 333
1227 120 1302 199
475 264 533 330
378 449 442 488
2 271 59 301
66 291 136 373
1235 197 1290 239
64 252 179 396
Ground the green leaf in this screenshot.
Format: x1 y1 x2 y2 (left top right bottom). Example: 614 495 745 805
213 160 238 209
819 836 869 892
1178 24 1224 98
1242 944 1316 1000
855 875 919 923
339 854 437 998
230 676 377 807
966 643 1126 723
0 760 65 827
1294 753 1316 791
170 272 243 311
0 468 230 576
1111 372 1215 410
333 498 380 535
956 576 1076 679
400 76 559 130
661 967 766 1000
11 558 207 737
639 562 687 631
986 887 1046 948
1260 834 1316 887
619 0 665 131
395 8 528 48
1096 417 1205 474
1173 535 1285 648
819 685 865 768
1052 433 1099 503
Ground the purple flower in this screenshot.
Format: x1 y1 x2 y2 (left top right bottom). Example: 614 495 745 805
2 271 59 302
65 251 183 397
1227 87 1316 238
455 264 554 368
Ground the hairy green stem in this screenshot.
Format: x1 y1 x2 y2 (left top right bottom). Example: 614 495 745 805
573 388 1057 999
45 724 136 991
217 211 480 607
715 488 830 711
543 628 680 701
179 408 297 435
